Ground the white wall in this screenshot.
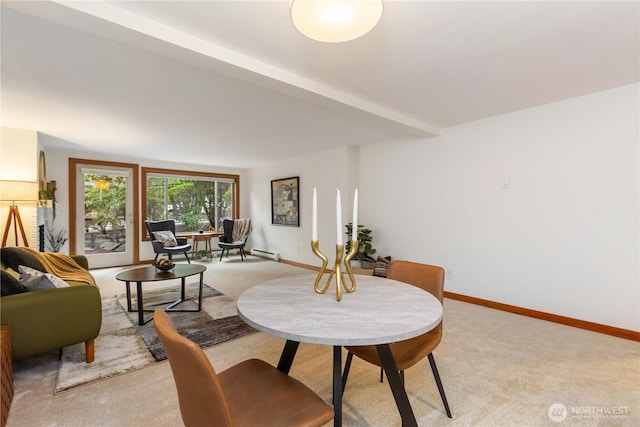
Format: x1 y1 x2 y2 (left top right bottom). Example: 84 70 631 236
0 128 39 247
41 143 248 261
248 146 357 265
359 84 639 331
246 84 638 331
1 128 38 182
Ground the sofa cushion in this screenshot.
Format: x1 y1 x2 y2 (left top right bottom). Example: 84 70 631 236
3 268 19 281
0 248 45 273
18 266 69 291
152 230 177 247
0 270 28 296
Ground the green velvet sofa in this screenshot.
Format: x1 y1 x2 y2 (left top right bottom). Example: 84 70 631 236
0 248 102 363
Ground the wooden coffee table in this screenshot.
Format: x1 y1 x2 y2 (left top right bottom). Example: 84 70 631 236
115 264 206 325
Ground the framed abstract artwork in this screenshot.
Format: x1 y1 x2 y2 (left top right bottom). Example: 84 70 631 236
271 176 299 226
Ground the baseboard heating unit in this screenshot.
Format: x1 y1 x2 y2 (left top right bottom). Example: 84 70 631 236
250 248 280 261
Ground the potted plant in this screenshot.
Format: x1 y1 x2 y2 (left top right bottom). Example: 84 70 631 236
345 222 377 268
40 181 68 253
197 250 214 261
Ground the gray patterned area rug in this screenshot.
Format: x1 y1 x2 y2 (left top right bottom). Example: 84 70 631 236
55 284 255 393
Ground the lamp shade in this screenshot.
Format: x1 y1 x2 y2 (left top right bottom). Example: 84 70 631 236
291 0 383 43
0 180 39 202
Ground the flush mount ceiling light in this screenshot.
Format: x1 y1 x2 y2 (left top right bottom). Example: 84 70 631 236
291 0 384 43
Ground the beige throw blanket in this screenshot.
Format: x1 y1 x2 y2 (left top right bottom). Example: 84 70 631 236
232 218 252 243
23 247 99 288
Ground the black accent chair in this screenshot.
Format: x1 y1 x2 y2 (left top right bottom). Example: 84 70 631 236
145 220 191 264
218 219 250 261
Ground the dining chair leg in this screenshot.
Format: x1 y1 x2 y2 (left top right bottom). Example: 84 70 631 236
379 368 404 384
333 346 343 426
428 353 452 418
342 351 354 393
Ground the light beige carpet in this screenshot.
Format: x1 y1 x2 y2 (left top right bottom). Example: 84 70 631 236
7 257 640 426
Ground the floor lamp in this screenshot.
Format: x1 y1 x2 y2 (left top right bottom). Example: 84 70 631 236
0 180 38 247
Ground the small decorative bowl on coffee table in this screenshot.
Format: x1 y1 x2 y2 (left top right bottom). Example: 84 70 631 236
154 260 175 272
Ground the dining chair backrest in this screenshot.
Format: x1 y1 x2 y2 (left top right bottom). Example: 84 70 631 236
153 310 233 427
384 260 445 350
387 260 445 303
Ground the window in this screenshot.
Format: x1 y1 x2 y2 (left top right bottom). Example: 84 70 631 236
142 168 239 238
82 170 128 253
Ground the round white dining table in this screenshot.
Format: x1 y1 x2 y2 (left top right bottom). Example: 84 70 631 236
237 273 443 427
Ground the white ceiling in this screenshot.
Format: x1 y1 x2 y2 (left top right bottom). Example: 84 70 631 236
1 1 638 168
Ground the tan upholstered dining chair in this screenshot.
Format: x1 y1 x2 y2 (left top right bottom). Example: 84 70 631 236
341 260 452 418
153 309 334 427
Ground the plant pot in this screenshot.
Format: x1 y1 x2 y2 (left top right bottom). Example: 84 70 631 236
361 259 375 269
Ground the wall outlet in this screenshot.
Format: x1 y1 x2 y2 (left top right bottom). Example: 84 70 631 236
446 270 454 280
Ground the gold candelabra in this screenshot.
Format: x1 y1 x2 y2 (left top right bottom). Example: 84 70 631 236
311 239 359 301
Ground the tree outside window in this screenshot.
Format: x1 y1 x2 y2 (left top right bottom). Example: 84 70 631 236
142 168 239 236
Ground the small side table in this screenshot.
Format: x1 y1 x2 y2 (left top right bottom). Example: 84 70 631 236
191 232 216 256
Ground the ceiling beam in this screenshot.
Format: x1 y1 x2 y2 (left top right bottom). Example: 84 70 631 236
40 0 440 138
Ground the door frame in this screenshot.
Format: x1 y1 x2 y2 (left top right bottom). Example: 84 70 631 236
69 158 140 265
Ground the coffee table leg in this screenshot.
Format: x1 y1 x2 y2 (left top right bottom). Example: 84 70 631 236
125 281 132 311
136 281 145 326
181 277 186 301
333 346 343 427
197 272 204 310
376 344 418 427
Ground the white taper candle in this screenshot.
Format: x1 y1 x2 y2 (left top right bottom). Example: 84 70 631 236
336 189 342 245
352 188 358 241
312 187 318 241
